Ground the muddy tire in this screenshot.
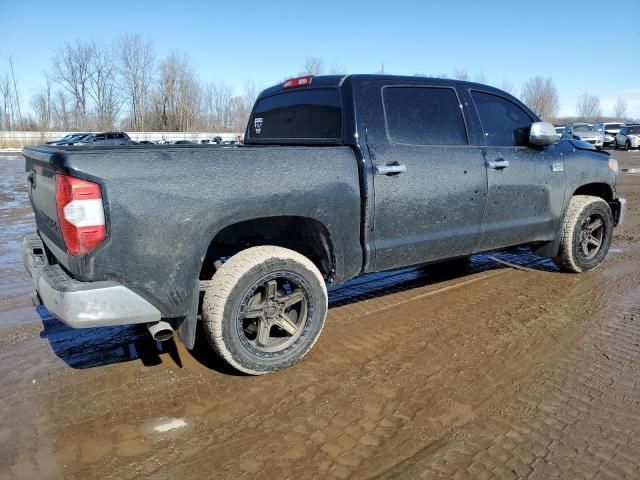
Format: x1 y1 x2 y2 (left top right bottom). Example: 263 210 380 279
553 195 614 273
202 246 327 375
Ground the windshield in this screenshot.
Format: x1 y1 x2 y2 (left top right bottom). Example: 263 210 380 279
248 88 342 142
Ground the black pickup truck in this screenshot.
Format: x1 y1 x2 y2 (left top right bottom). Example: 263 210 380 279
23 74 626 375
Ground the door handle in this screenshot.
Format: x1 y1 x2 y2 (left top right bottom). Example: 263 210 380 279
375 164 407 176
486 159 510 170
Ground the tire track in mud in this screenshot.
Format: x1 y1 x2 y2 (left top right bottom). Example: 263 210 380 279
84 253 640 480
373 265 640 479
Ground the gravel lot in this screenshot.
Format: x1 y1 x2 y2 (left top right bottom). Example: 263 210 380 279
1 149 640 479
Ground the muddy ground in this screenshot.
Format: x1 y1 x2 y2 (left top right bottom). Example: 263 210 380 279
1 150 640 479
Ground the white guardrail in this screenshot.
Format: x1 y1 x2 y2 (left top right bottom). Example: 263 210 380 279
0 131 243 144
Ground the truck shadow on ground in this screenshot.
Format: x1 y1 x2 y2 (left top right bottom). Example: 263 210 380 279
38 247 558 373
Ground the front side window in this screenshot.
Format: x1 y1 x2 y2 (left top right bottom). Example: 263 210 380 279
471 91 533 146
383 86 468 146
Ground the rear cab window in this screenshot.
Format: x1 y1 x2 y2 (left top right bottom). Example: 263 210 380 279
247 88 342 143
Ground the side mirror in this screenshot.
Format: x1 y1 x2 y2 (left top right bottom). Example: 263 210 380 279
529 122 558 146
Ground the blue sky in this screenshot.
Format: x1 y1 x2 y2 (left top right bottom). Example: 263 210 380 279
1 0 639 118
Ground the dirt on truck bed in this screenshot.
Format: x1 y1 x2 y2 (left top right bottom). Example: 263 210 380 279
1 150 640 480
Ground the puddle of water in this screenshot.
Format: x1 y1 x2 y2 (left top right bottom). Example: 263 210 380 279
152 418 188 433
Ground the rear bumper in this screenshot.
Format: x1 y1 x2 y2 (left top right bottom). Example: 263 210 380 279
23 233 161 328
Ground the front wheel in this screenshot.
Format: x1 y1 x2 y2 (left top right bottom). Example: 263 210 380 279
202 246 328 375
626 140 631 151
553 195 614 273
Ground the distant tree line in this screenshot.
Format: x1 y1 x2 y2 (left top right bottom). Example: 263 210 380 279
0 35 261 133
0 45 636 132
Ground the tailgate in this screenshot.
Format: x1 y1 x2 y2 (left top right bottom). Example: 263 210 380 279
23 147 70 266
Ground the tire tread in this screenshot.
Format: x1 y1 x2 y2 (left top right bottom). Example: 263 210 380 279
554 195 611 273
202 246 327 375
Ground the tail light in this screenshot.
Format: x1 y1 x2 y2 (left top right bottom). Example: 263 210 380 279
55 174 106 256
283 75 313 89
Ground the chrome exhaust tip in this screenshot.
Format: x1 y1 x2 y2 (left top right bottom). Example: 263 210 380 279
148 320 174 342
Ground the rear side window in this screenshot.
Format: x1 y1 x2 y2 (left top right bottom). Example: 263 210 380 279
249 88 342 141
95 134 106 141
471 91 533 146
383 87 468 146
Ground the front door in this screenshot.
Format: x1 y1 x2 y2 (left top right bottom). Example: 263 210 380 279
468 90 565 251
364 82 488 272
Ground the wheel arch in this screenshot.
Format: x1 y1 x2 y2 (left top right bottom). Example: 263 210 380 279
573 183 614 202
199 216 337 283
534 184 614 259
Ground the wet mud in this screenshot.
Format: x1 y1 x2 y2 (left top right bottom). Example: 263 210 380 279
1 151 640 479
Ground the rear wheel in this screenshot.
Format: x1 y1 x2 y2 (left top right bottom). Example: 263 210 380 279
553 195 613 273
202 246 327 375
626 140 631 151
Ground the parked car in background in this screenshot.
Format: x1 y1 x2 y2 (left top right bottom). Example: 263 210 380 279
47 133 91 146
595 122 625 148
200 138 222 144
175 140 195 145
554 125 565 140
614 125 640 150
76 132 134 146
137 140 155 145
562 123 604 149
46 133 78 145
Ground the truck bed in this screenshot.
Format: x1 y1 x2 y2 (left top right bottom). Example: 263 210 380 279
23 144 363 319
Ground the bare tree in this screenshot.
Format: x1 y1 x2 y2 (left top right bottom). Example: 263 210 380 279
577 93 601 122
521 76 559 121
0 74 13 130
301 57 324 76
613 97 627 120
52 41 94 127
151 53 201 131
31 79 53 130
52 90 71 130
453 69 470 81
474 72 487 84
329 63 346 75
204 80 234 130
87 42 120 129
494 79 515 94
117 34 155 130
8 56 22 127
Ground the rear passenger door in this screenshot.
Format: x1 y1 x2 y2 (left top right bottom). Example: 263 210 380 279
466 90 565 251
364 81 488 271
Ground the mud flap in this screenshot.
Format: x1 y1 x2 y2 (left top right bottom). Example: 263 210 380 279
177 286 199 350
533 239 560 258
